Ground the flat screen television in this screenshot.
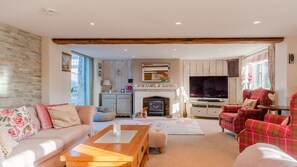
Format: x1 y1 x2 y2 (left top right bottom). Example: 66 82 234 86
190 76 228 98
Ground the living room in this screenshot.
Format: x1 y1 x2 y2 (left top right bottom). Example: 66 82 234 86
1 1 297 167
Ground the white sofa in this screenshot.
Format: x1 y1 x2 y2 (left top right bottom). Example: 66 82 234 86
0 105 96 167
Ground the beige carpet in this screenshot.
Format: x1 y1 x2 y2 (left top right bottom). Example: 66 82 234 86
146 118 239 167
93 118 239 167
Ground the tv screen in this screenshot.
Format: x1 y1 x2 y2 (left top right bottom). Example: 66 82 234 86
190 76 228 98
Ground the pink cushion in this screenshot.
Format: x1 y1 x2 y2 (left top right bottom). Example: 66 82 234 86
35 103 67 129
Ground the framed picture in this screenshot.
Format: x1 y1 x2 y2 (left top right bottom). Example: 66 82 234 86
98 70 102 77
62 52 72 72
98 62 102 70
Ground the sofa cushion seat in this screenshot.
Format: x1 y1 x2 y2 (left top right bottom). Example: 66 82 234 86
28 125 90 149
2 138 63 167
220 113 237 123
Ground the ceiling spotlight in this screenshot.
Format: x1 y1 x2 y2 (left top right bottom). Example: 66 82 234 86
124 49 127 52
218 49 222 51
174 49 177 51
90 22 95 26
42 8 59 16
175 22 182 25
253 21 261 24
132 55 135 58
173 55 176 58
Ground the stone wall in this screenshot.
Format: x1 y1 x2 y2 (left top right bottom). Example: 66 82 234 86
0 22 41 108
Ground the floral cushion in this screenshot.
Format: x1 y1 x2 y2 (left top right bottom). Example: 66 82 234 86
0 106 38 141
242 98 258 109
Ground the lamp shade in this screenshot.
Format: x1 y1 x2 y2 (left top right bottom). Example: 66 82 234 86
102 80 111 86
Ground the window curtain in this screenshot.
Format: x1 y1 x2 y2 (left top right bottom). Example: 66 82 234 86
267 44 275 91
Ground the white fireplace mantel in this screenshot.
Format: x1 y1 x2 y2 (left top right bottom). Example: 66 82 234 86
133 87 179 115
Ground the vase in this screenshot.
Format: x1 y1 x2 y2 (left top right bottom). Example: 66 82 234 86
183 103 187 118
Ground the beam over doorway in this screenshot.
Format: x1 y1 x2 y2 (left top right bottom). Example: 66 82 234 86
52 37 284 45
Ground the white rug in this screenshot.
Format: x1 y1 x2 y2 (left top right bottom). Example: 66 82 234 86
120 118 204 135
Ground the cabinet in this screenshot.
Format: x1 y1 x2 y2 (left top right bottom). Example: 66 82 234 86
101 93 132 117
190 100 227 118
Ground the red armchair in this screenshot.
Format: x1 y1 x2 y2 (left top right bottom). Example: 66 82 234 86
219 88 273 136
239 92 297 159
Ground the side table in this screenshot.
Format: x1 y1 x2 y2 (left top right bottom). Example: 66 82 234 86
257 105 290 115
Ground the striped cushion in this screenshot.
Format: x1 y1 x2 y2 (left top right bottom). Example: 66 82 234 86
47 104 81 129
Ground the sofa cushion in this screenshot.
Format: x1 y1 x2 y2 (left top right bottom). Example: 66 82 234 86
242 98 258 109
47 104 81 129
26 107 41 131
219 113 237 123
0 107 38 141
28 125 90 149
0 128 18 157
1 138 63 167
233 143 297 167
35 103 67 129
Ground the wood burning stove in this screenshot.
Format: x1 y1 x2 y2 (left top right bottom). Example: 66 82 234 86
148 98 165 116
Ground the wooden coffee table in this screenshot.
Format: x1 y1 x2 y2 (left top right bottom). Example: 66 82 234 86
61 125 150 167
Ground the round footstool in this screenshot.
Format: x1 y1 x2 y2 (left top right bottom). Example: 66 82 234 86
149 127 167 153
93 107 116 122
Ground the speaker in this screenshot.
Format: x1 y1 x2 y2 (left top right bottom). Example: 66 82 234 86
227 59 239 77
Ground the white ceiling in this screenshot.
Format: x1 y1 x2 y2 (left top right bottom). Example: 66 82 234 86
70 44 268 60
0 0 295 59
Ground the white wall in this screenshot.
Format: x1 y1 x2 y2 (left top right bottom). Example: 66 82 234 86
41 37 72 104
275 35 297 105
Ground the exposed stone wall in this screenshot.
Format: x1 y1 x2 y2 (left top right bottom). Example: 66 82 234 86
0 22 41 108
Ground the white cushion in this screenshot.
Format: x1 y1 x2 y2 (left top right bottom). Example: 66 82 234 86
47 104 81 129
233 143 297 167
281 117 289 126
0 128 18 157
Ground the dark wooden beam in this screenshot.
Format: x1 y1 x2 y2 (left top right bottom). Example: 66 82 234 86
52 37 284 45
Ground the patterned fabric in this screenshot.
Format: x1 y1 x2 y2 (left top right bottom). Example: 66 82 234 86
47 104 81 129
0 128 18 157
219 88 273 135
264 113 288 124
239 92 297 159
35 103 68 129
242 99 257 109
0 107 38 141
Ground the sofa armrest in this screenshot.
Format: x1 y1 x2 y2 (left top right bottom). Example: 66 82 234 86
264 114 288 124
245 119 290 137
238 108 262 117
76 105 96 125
222 105 242 113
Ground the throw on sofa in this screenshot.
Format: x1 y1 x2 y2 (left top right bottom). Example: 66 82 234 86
0 105 96 167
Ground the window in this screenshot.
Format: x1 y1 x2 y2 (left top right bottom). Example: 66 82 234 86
71 52 93 105
242 50 270 90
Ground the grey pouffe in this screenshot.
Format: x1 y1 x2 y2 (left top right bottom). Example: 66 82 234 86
93 106 116 122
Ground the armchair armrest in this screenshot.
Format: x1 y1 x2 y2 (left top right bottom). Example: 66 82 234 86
245 119 290 138
238 108 262 117
76 105 96 125
264 114 288 124
222 104 242 113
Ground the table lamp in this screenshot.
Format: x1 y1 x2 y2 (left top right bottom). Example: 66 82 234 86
102 80 112 92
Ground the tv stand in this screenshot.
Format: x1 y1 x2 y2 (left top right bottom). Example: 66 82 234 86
190 99 228 118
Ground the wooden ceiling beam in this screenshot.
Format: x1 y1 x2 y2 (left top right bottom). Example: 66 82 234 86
52 37 284 45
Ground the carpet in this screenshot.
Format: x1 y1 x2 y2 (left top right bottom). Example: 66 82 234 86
121 118 204 135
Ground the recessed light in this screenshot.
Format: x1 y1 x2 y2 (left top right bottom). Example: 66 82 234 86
124 49 127 52
90 22 95 26
173 55 176 58
175 22 182 25
253 21 261 24
132 55 135 58
173 49 177 51
218 49 222 51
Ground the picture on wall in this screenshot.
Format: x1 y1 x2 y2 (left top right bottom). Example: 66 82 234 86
98 70 102 77
98 62 102 70
62 52 72 72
